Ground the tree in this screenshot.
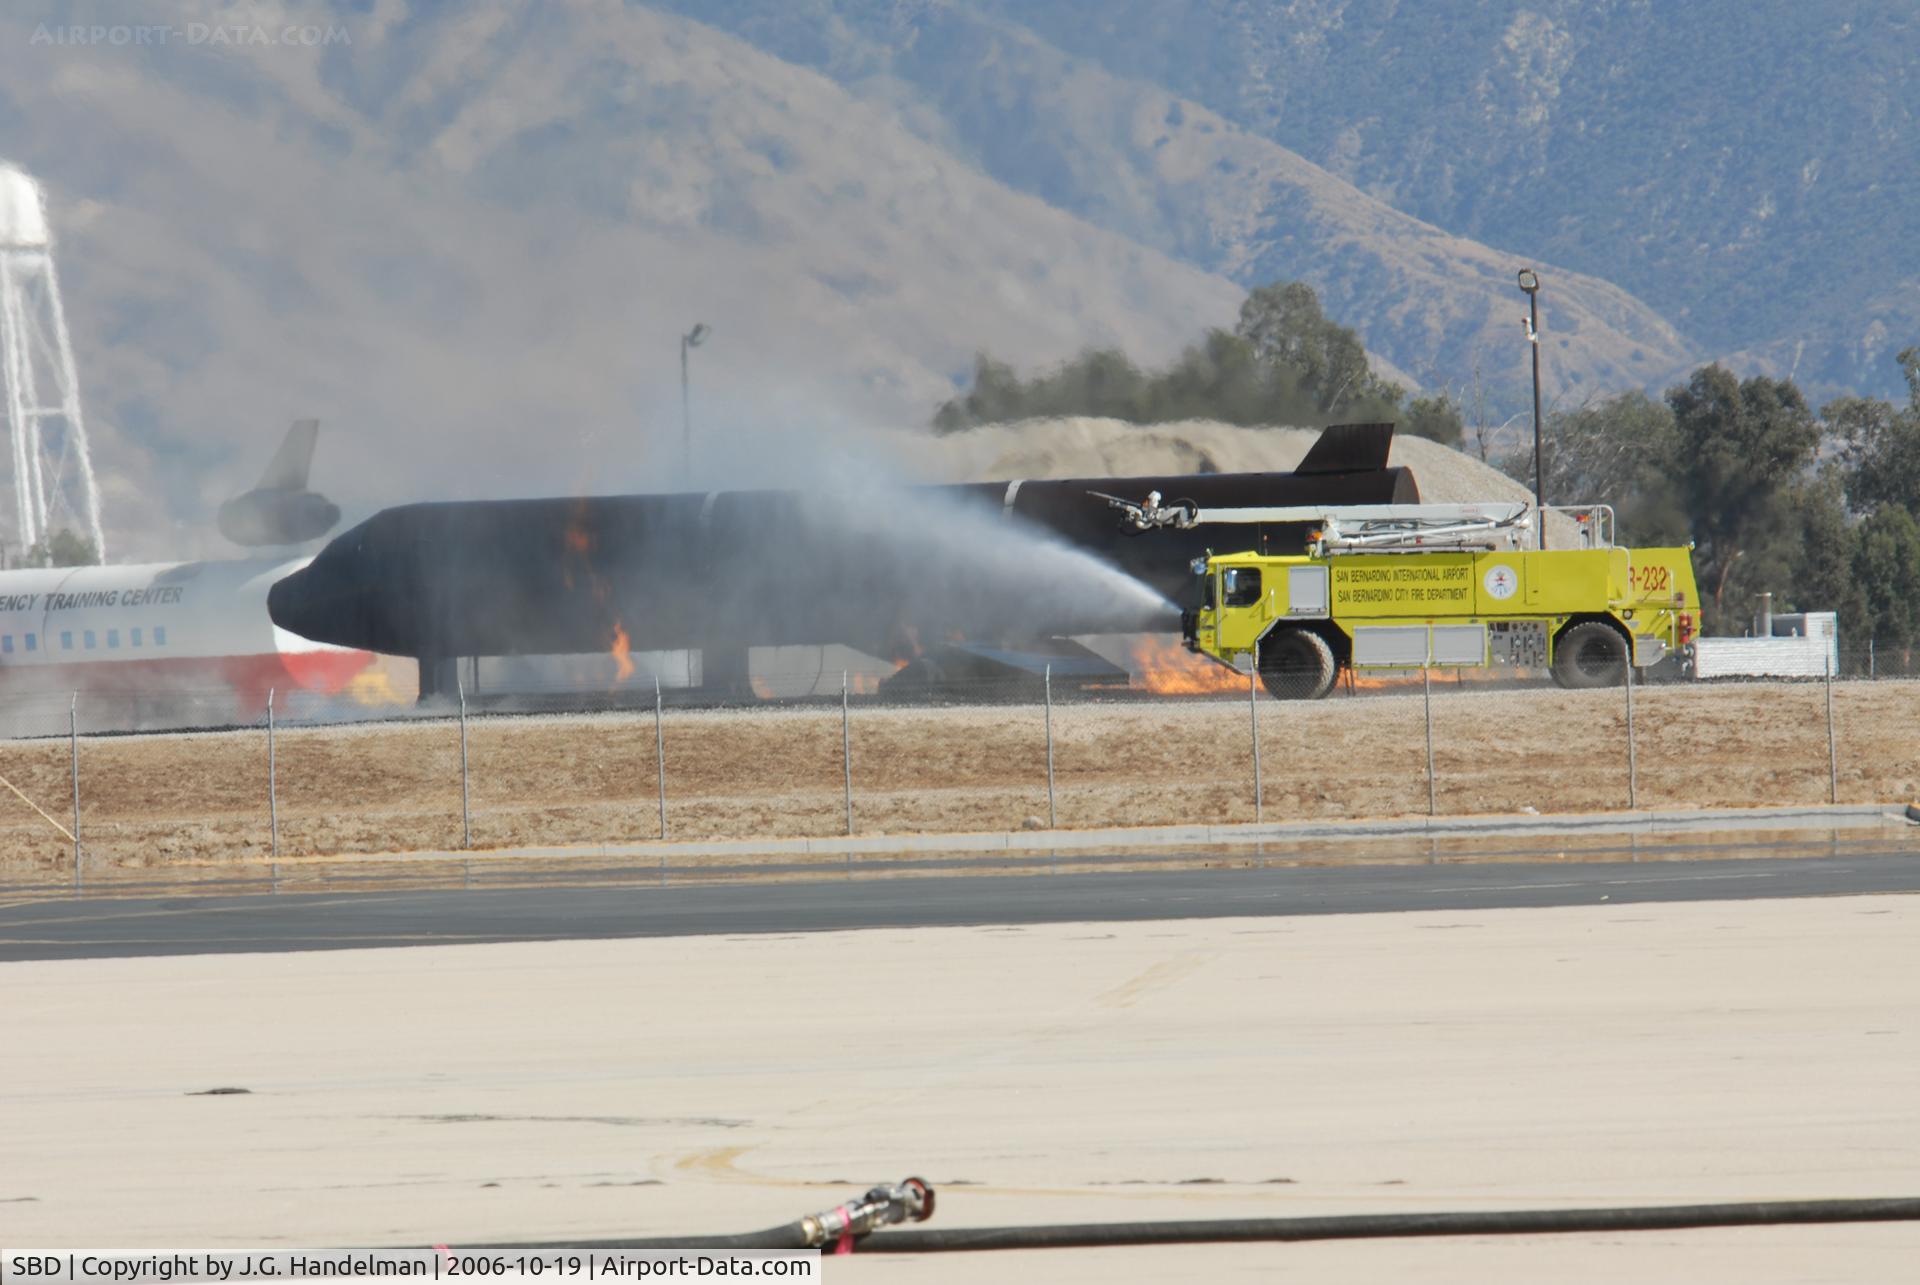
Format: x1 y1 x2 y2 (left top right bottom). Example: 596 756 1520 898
1137 329 1306 424
934 328 1356 432
1826 352 1920 516
934 354 1033 434
1851 503 1920 650
933 280 1423 433
1400 393 1464 448
1508 390 1686 545
22 528 100 568
1234 282 1402 417
1666 366 1820 633
1791 477 1867 638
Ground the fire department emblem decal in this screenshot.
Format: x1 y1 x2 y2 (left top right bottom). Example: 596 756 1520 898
1483 564 1519 600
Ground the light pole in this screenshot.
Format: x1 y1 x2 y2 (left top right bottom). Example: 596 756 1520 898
1517 269 1544 548
680 321 710 484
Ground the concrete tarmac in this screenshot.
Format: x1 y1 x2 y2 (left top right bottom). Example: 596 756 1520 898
5 837 1918 1279
3 846 1919 961
3 894 1915 1281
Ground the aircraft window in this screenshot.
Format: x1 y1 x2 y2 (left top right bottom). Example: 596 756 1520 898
107 629 120 649
61 631 73 650
154 626 168 646
1 635 10 654
1222 567 1263 607
131 627 143 647
84 630 96 650
25 633 35 651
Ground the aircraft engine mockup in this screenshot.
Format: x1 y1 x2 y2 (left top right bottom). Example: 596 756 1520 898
217 419 343 547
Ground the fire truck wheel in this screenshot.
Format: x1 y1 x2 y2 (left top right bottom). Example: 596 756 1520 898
1258 628 1338 700
1551 621 1629 688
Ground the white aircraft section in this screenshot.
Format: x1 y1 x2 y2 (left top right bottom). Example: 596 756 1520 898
0 557 370 714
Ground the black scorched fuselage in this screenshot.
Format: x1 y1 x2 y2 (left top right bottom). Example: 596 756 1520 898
267 424 1417 664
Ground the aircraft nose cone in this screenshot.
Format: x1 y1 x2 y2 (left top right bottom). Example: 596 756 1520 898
268 558 353 647
267 564 317 639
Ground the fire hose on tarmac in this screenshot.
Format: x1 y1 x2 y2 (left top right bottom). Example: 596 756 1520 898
468 1178 936 1253
464 1180 1920 1255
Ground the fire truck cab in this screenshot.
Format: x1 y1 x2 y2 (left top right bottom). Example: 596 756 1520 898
1166 503 1699 699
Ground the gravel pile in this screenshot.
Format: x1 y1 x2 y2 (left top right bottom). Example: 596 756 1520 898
919 417 1582 543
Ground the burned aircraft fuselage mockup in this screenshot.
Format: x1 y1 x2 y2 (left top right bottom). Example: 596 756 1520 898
267 424 1417 678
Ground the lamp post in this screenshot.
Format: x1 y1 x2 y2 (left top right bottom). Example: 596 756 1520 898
679 321 711 691
1517 269 1544 548
680 322 710 484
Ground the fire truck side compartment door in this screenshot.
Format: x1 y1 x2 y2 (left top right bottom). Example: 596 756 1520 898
1431 624 1488 666
1287 565 1329 617
1522 549 1611 611
1353 626 1429 667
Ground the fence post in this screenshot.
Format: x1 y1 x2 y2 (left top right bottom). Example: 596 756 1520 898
1624 661 1638 810
841 670 854 836
654 676 668 841
1423 666 1436 816
1869 636 1876 680
69 692 80 884
267 688 279 860
1825 654 1838 805
1248 640 1262 824
456 675 471 849
1043 663 1057 829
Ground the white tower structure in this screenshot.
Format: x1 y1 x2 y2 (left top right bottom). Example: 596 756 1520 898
0 162 105 563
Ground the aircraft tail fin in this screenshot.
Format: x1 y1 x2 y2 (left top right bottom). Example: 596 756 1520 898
255 419 320 491
1295 422 1395 475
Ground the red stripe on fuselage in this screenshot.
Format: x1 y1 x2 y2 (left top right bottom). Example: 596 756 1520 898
1 651 374 716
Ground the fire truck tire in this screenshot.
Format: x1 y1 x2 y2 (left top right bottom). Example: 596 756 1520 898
1551 621 1629 688
1258 628 1338 700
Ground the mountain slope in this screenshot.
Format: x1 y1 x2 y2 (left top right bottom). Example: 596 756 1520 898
0 0 1242 556
950 0 1920 400
658 0 1697 402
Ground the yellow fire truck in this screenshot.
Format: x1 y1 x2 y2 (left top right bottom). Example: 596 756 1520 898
1104 496 1697 700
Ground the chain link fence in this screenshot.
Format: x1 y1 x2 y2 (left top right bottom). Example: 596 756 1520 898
2 646 1917 893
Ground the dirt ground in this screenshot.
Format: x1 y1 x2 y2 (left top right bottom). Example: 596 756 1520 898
1 679 1915 875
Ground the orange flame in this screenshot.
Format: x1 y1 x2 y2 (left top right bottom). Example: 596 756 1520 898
891 623 924 668
1343 668 1511 693
562 500 596 593
1123 637 1513 698
610 621 635 682
1127 634 1249 694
